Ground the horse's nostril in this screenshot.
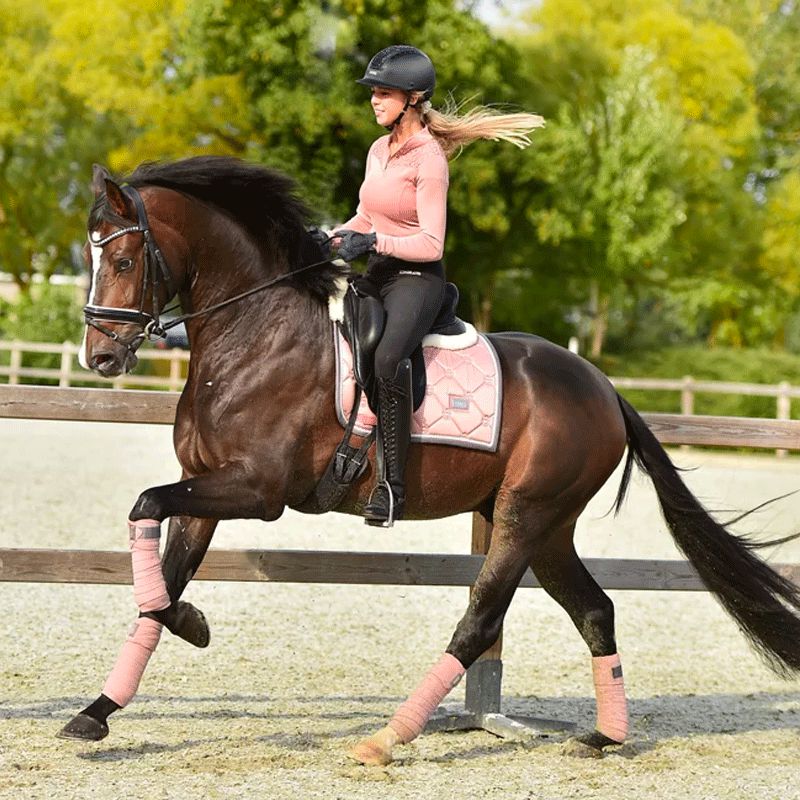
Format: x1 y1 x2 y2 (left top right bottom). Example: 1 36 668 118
89 353 113 370
89 351 122 376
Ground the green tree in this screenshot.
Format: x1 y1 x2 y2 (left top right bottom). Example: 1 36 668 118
132 0 541 325
510 0 779 350
0 1 124 290
526 48 686 356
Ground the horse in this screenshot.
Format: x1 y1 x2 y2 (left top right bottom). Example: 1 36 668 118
60 156 800 765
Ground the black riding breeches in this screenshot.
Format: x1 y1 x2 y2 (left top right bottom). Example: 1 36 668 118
365 255 445 380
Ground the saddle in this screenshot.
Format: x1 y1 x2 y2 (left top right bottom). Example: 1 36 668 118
341 276 466 412
296 277 471 515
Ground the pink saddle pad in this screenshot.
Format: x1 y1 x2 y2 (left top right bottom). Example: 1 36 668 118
334 325 502 452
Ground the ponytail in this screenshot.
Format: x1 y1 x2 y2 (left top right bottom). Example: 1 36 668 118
421 96 545 158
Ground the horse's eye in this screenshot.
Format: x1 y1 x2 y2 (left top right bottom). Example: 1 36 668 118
116 257 134 272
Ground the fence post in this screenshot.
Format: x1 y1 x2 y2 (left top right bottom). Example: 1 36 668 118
59 342 72 387
169 349 182 392
9 343 22 385
680 376 695 451
465 514 502 714
681 376 695 415
776 381 791 458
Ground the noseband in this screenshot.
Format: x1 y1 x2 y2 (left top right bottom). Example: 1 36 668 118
83 185 175 356
83 184 338 356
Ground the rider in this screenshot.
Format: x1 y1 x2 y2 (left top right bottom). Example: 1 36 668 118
334 44 544 527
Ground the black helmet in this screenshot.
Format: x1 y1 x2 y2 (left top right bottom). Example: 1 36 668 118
356 45 436 101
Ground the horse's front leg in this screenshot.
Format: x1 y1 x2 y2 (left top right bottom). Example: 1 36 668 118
59 466 270 742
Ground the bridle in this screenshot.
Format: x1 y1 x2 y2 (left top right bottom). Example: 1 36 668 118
84 185 175 356
83 184 336 356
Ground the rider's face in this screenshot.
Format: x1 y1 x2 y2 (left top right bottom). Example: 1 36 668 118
370 86 409 126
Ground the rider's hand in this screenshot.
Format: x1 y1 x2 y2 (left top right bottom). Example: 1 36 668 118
335 230 377 262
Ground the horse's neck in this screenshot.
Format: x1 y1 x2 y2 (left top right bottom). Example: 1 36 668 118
180 205 333 385
182 204 270 312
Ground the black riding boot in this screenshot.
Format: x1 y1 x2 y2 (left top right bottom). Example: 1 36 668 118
363 358 412 527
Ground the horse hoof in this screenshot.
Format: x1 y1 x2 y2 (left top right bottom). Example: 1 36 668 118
347 726 400 766
57 713 109 742
564 730 622 759
563 737 604 759
173 601 210 648
348 739 393 766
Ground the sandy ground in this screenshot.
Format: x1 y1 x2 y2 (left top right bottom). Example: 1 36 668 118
1 418 800 799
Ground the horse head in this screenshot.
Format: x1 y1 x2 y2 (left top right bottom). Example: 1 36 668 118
79 165 187 377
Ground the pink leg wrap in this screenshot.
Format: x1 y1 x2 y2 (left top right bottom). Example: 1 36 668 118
102 617 163 707
592 653 628 742
129 518 170 612
388 653 466 743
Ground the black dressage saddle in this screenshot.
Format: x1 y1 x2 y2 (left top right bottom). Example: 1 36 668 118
340 276 467 412
296 277 468 514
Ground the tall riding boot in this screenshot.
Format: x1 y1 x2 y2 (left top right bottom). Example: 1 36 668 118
364 358 413 527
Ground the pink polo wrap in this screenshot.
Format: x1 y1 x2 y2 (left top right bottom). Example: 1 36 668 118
129 518 170 612
102 617 163 707
592 653 628 742
388 653 465 743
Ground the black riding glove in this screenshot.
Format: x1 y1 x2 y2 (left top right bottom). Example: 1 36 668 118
336 230 377 262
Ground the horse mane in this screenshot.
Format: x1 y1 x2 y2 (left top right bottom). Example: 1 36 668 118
90 156 348 304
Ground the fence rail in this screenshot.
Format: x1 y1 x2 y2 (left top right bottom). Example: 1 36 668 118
1 385 799 448
1 339 796 420
0 340 189 391
611 375 799 420
2 547 799 591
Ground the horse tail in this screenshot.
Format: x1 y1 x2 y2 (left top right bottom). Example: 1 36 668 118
615 393 800 676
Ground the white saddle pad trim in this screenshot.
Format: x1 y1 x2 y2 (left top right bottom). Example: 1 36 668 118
422 322 479 350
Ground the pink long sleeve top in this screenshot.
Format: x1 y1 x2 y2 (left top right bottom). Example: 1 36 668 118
340 126 449 262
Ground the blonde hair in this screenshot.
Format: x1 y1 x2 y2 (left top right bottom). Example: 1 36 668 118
421 96 545 158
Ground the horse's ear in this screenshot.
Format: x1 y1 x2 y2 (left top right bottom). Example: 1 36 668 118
104 178 134 219
91 164 112 197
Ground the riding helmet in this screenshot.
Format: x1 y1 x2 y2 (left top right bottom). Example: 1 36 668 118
356 45 436 101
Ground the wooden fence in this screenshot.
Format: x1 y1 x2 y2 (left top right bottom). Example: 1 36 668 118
1 384 798 590
1 384 798 736
0 340 189 391
1 340 797 420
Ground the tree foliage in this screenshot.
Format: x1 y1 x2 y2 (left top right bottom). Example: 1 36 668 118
0 0 798 356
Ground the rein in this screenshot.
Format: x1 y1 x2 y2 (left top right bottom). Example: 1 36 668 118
83 185 337 353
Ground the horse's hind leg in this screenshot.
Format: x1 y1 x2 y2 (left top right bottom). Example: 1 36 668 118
59 515 217 741
529 526 628 756
350 508 535 765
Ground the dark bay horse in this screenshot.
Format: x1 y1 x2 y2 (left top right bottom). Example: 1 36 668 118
62 156 800 764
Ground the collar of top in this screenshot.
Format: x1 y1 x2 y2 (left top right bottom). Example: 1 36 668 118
383 126 434 159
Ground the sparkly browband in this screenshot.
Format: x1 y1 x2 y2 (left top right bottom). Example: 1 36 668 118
88 226 143 248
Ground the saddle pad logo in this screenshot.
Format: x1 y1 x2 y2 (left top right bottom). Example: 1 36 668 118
335 328 502 452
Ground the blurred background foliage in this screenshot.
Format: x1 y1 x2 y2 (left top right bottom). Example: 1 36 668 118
0 0 799 378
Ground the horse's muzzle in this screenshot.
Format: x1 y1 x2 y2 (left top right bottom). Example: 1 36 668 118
89 348 138 377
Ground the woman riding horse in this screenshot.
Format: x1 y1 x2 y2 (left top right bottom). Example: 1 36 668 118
61 125 800 766
333 45 544 526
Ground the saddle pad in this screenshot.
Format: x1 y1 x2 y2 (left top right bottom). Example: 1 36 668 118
334 326 502 452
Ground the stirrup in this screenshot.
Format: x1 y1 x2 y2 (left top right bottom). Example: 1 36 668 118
364 480 398 528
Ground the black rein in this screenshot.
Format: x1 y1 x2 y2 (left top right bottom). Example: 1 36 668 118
83 184 336 354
